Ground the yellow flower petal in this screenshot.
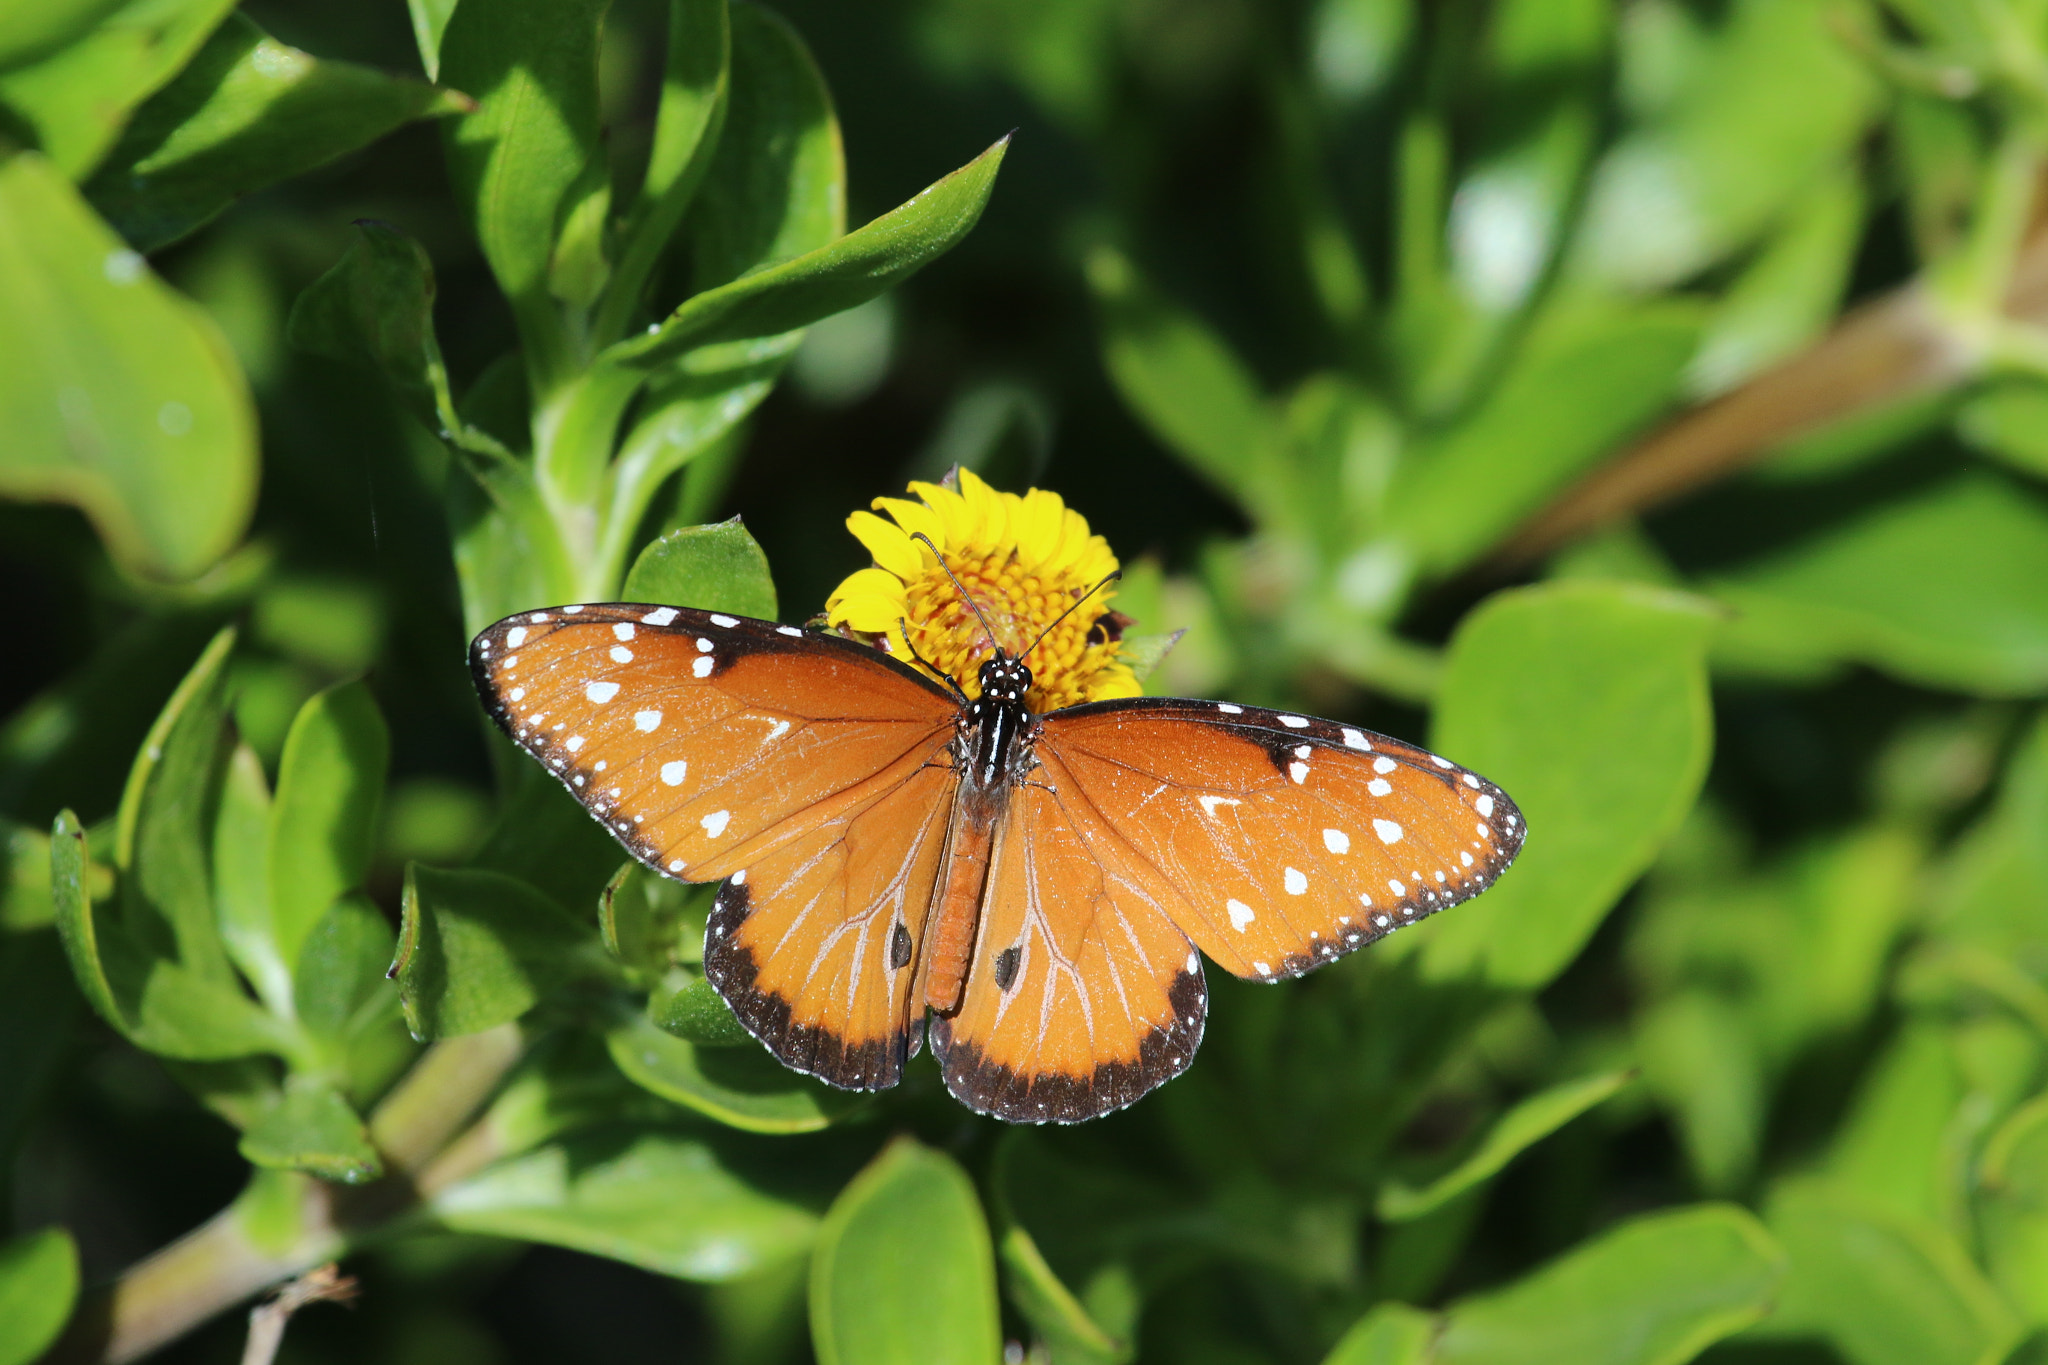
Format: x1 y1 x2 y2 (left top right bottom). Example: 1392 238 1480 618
874 497 945 554
846 510 921 582
908 479 975 547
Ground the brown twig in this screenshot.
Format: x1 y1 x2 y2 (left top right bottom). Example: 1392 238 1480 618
1491 190 2048 571
239 1265 358 1365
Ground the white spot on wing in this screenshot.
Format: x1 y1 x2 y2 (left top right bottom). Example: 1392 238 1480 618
1432 755 1453 768
505 626 527 647
1463 773 1480 788
1367 778 1392 797
613 623 635 641
1284 867 1307 895
1342 728 1371 751
611 645 633 663
777 625 802 637
1323 829 1350 854
1253 960 1271 975
1217 703 1242 714
661 761 687 786
1374 819 1403 845
668 859 685 873
1289 761 1310 784
696 637 714 652
702 809 731 837
642 607 678 626
1476 794 1495 817
1278 714 1310 728
1374 756 1397 774
1198 795 1241 819
1461 851 1474 866
693 656 713 678
1227 899 1256 931
565 736 584 752
731 869 746 886
587 681 619 703
710 614 739 627
1389 878 1406 896
510 687 526 702
767 720 791 741
635 710 662 731
1186 950 1200 974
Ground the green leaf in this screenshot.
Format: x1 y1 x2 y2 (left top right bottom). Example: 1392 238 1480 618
1980 1094 2048 1326
396 863 594 1038
1708 475 2048 697
811 1138 1002 1365
287 220 458 436
650 978 747 1044
599 858 700 975
83 13 469 252
438 0 605 386
292 894 399 1046
1763 1180 2023 1365
999 1219 1132 1365
1635 990 1765 1194
1820 1023 1965 1226
1957 379 2048 481
0 1227 79 1365
1435 1205 1785 1365
237 1075 382 1184
132 957 301 1060
51 809 125 1031
1086 247 1283 515
1 822 59 930
1565 0 1877 292
623 517 779 619
267 681 388 981
547 148 612 309
599 0 730 341
0 151 257 582
613 136 1004 367
1384 299 1706 575
429 1125 818 1279
1407 582 1716 988
213 742 285 1013
406 0 458 81
680 4 842 295
114 624 236 981
1323 1302 1437 1365
607 1010 855 1134
0 0 239 179
1379 1069 1634 1221
0 0 129 73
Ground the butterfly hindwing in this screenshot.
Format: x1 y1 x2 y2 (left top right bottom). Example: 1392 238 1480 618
1035 698 1524 981
931 778 1207 1124
704 757 957 1090
470 604 958 883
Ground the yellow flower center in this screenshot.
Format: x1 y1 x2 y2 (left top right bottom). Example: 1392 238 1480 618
823 471 1140 713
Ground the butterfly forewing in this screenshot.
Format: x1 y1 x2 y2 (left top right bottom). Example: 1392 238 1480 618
1036 699 1525 981
470 604 958 882
931 779 1206 1123
703 758 955 1089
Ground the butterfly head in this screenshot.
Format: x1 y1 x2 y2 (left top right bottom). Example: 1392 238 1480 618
975 652 1033 708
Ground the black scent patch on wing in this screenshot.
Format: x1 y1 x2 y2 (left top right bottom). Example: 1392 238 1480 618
890 922 912 970
994 945 1021 992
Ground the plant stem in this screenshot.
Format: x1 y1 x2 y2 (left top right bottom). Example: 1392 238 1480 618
50 1025 525 1365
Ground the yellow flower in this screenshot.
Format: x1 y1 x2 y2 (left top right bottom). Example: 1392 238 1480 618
825 470 1140 712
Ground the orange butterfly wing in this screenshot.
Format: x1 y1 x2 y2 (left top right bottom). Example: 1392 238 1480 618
471 604 961 1084
470 604 957 882
1036 698 1525 980
930 777 1206 1123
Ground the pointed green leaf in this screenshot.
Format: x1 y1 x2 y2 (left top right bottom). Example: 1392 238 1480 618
267 681 389 978
1436 1205 1785 1365
84 13 470 252
396 863 594 1038
0 0 129 73
213 742 284 1013
406 0 458 81
1408 582 1715 988
607 1011 856 1133
624 518 779 619
1 822 58 931
649 978 747 1045
599 859 702 975
237 1076 382 1184
0 0 239 179
1379 1069 1634 1221
292 894 398 1045
1087 247 1282 512
439 0 604 385
999 1218 1131 1365
0 151 257 581
1323 1303 1437 1365
811 1139 1001 1365
429 1126 818 1279
614 136 1005 366
114 624 236 981
0 1227 79 1365
1764 1180 2023 1365
132 958 299 1060
288 219 458 441
1709 475 2048 697
51 809 126 1030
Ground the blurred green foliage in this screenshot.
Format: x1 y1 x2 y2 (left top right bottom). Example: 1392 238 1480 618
5 0 2048 1362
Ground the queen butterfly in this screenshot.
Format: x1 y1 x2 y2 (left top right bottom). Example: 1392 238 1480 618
469 486 1523 1124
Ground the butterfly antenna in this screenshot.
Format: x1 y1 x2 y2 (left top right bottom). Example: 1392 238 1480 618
909 532 1005 653
898 616 971 704
1021 567 1122 666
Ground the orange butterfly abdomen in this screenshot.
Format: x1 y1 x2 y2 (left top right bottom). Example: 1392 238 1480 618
924 801 1000 1014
